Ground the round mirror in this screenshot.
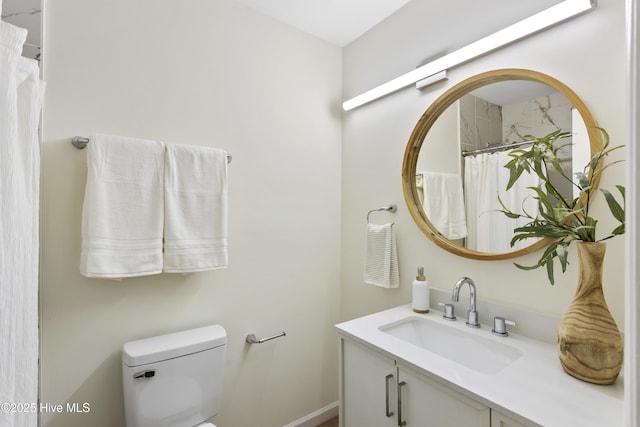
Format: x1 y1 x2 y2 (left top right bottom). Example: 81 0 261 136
402 69 603 260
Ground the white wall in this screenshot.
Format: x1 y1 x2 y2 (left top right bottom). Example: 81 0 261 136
40 1 342 426
342 0 627 328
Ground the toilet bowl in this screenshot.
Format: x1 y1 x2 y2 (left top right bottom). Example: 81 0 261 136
121 324 226 427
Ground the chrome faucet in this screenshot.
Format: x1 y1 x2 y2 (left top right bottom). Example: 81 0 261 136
452 277 480 328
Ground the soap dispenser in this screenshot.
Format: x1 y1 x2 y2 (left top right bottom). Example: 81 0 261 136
412 267 430 313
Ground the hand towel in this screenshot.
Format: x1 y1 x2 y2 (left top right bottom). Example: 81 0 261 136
421 171 468 240
163 144 228 272
80 134 165 278
363 222 399 288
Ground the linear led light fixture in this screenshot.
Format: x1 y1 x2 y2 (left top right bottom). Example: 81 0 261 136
342 0 595 111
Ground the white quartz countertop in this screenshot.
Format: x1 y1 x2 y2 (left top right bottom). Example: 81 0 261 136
335 304 624 427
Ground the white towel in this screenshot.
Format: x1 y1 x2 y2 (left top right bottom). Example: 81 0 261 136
363 223 399 288
163 144 228 272
80 134 165 278
421 171 467 240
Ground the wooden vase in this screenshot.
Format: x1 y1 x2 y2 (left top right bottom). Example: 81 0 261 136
557 241 623 384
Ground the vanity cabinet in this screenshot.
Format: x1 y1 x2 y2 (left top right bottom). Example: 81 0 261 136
341 338 490 427
337 305 623 427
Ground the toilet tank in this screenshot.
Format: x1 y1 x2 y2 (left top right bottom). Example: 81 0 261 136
122 324 226 427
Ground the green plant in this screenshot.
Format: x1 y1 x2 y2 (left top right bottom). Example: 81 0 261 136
499 128 625 284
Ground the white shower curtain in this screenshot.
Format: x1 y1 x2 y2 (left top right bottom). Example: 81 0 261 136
464 151 539 253
0 20 45 427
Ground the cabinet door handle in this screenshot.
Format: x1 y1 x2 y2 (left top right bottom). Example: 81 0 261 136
385 374 395 417
398 381 407 426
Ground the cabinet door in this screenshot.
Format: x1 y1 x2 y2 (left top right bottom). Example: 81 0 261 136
397 363 490 427
491 409 533 427
341 339 397 427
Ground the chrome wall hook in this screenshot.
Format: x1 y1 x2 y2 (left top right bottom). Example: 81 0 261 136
71 136 90 149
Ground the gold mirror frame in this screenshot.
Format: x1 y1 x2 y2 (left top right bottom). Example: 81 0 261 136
401 69 603 260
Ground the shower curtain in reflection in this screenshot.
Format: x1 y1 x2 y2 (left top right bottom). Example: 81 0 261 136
464 150 539 253
0 19 45 427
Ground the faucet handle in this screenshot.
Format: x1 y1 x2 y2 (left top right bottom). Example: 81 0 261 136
438 303 456 321
492 316 516 337
466 310 480 328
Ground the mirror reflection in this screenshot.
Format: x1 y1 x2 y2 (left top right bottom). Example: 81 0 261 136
403 69 599 259
416 81 588 252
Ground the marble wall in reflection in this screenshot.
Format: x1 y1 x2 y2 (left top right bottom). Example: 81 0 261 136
503 92 572 143
459 94 502 154
459 91 573 153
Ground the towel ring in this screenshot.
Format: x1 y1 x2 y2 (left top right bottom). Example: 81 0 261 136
367 204 397 223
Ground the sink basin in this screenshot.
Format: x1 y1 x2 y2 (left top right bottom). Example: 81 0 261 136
379 316 523 374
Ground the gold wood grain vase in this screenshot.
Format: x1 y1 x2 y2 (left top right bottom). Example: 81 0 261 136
557 242 623 384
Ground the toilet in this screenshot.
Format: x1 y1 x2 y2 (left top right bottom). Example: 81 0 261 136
122 324 226 427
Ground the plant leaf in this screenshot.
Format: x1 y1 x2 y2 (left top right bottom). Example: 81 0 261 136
512 239 570 285
514 262 543 271
611 223 625 235
601 188 625 223
556 242 569 273
574 171 589 191
546 259 555 285
497 195 522 219
616 185 626 202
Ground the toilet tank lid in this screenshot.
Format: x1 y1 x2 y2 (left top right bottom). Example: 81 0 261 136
122 324 226 367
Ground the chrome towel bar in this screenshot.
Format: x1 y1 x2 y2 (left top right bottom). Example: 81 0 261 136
71 136 232 163
245 331 286 344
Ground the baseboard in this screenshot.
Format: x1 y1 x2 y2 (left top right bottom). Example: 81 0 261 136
283 401 339 427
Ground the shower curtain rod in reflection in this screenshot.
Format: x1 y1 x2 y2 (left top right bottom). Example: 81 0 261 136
71 136 232 163
461 139 536 157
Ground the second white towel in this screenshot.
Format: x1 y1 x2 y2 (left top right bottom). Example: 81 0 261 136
163 144 229 273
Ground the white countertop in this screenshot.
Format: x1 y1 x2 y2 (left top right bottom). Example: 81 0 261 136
335 304 624 427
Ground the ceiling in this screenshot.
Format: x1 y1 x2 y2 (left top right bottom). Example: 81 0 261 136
1 0 565 60
232 0 412 47
0 0 412 51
